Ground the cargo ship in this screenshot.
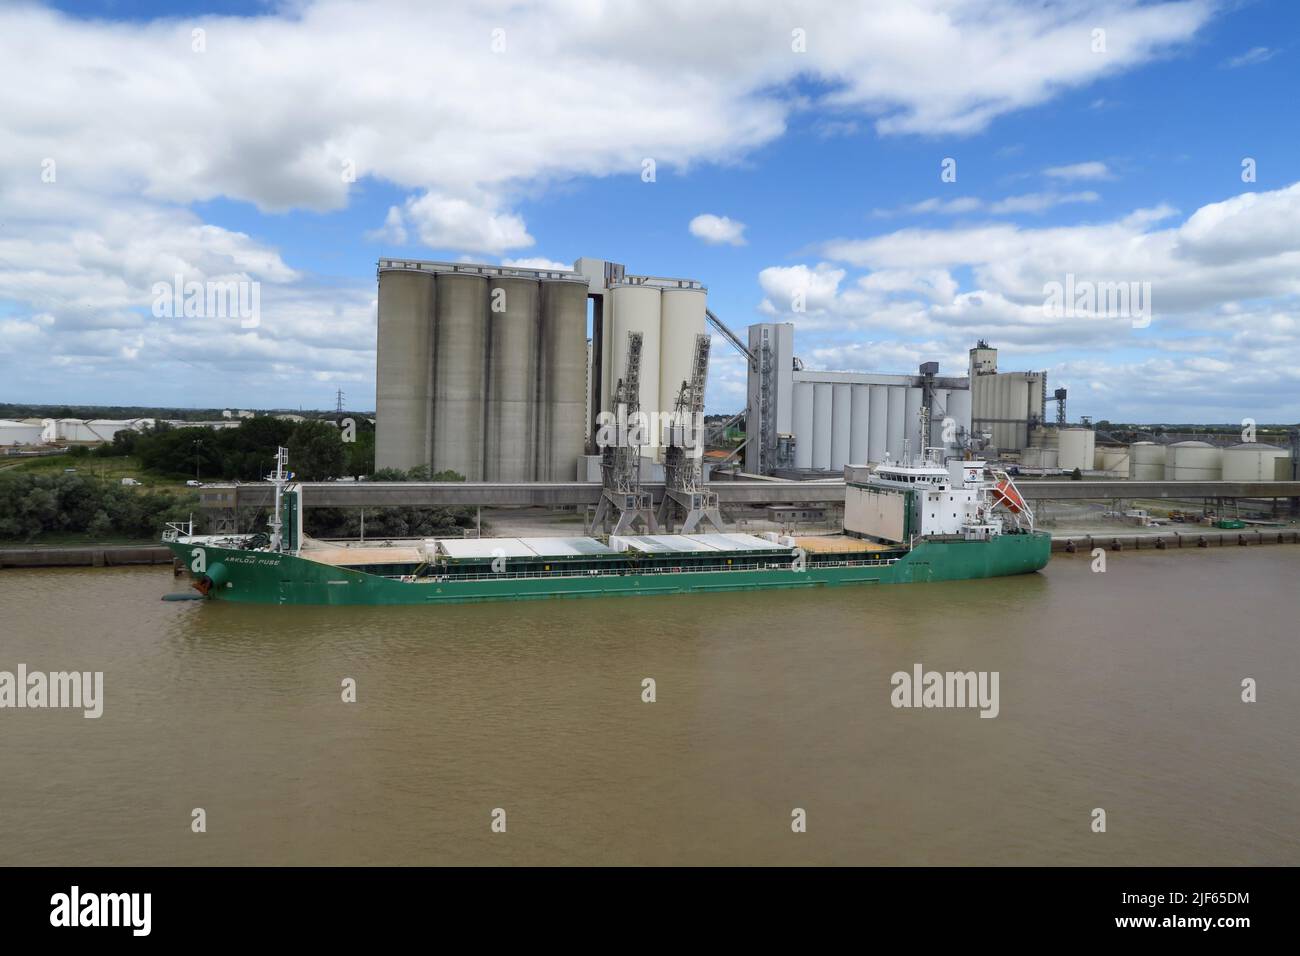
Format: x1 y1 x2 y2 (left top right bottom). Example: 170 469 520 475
163 448 1049 606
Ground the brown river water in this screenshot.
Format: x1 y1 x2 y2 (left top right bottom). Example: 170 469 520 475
1 547 1296 865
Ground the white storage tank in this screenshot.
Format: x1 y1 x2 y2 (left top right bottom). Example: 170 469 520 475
1094 446 1130 477
1164 441 1223 481
1221 443 1288 481
867 384 889 463
830 383 852 470
849 386 870 464
812 384 833 470
1128 441 1166 480
1020 446 1059 470
1057 427 1095 472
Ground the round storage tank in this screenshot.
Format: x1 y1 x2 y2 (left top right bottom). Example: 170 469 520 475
1095 446 1130 477
1128 441 1166 480
1164 441 1223 481
867 384 889 463
1021 447 1059 470
849 385 870 464
537 279 589 482
484 277 539 482
432 273 489 480
609 285 661 455
1221 443 1288 481
1057 427 1095 472
658 288 707 418
375 270 435 472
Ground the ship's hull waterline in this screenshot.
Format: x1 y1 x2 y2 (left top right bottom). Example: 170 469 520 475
166 533 1051 607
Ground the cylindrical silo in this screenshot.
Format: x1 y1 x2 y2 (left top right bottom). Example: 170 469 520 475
904 387 923 460
1057 427 1095 472
484 276 539 482
538 279 589 481
792 382 814 469
610 285 661 456
1128 441 1166 480
849 385 870 464
812 383 833 471
432 272 488 480
886 387 905 461
1221 443 1286 481
868 384 888 463
375 270 435 472
658 288 707 419
1164 441 1223 480
946 388 971 455
930 387 950 452
830 383 852 470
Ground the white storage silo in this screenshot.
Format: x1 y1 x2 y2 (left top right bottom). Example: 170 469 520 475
1128 441 1167 480
1221 443 1288 481
538 279 589 482
830 384 852 470
849 386 870 464
609 284 661 453
1164 441 1223 480
1094 447 1130 477
1057 427 1095 472
945 388 971 453
812 383 833 470
886 387 905 461
904 387 923 459
868 384 889 463
659 287 707 416
792 382 814 469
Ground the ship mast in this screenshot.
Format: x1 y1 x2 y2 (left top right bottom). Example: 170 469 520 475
267 446 289 551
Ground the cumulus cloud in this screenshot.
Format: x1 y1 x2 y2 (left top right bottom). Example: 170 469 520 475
760 183 1300 419
501 257 572 271
1043 161 1113 181
689 214 747 246
0 0 1218 403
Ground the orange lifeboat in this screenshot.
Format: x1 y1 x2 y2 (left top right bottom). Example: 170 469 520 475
992 479 1026 514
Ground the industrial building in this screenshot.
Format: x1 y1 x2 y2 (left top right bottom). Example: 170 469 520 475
375 257 707 481
745 324 1078 476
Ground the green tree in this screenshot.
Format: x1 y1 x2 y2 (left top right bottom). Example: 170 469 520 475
287 420 346 481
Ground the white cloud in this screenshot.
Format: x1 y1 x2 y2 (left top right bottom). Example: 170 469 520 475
877 191 1099 216
501 257 572 271
689 214 747 246
759 183 1300 418
1043 161 1113 181
1224 47 1276 69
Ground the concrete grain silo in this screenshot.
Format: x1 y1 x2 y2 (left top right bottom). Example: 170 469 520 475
537 279 589 482
610 284 661 443
432 272 489 480
811 383 833 470
374 270 435 472
868 384 889 463
886 387 905 460
849 385 870 464
792 382 814 469
658 287 707 416
830 383 852 470
484 276 539 482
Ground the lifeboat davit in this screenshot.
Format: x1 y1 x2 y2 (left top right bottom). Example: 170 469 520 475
992 479 1026 514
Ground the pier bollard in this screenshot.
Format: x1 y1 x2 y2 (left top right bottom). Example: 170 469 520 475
1110 538 1122 551
1197 536 1208 548
1156 537 1167 550
1238 534 1247 546
1064 540 1076 554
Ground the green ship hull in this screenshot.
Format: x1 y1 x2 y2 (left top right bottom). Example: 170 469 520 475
165 532 1051 607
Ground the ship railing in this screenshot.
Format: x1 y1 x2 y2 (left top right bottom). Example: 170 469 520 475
389 555 899 583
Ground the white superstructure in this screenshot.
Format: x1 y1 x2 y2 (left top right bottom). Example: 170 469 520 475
843 447 1032 544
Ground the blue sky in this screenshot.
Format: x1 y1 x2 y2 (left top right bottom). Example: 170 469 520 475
2 0 1298 422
